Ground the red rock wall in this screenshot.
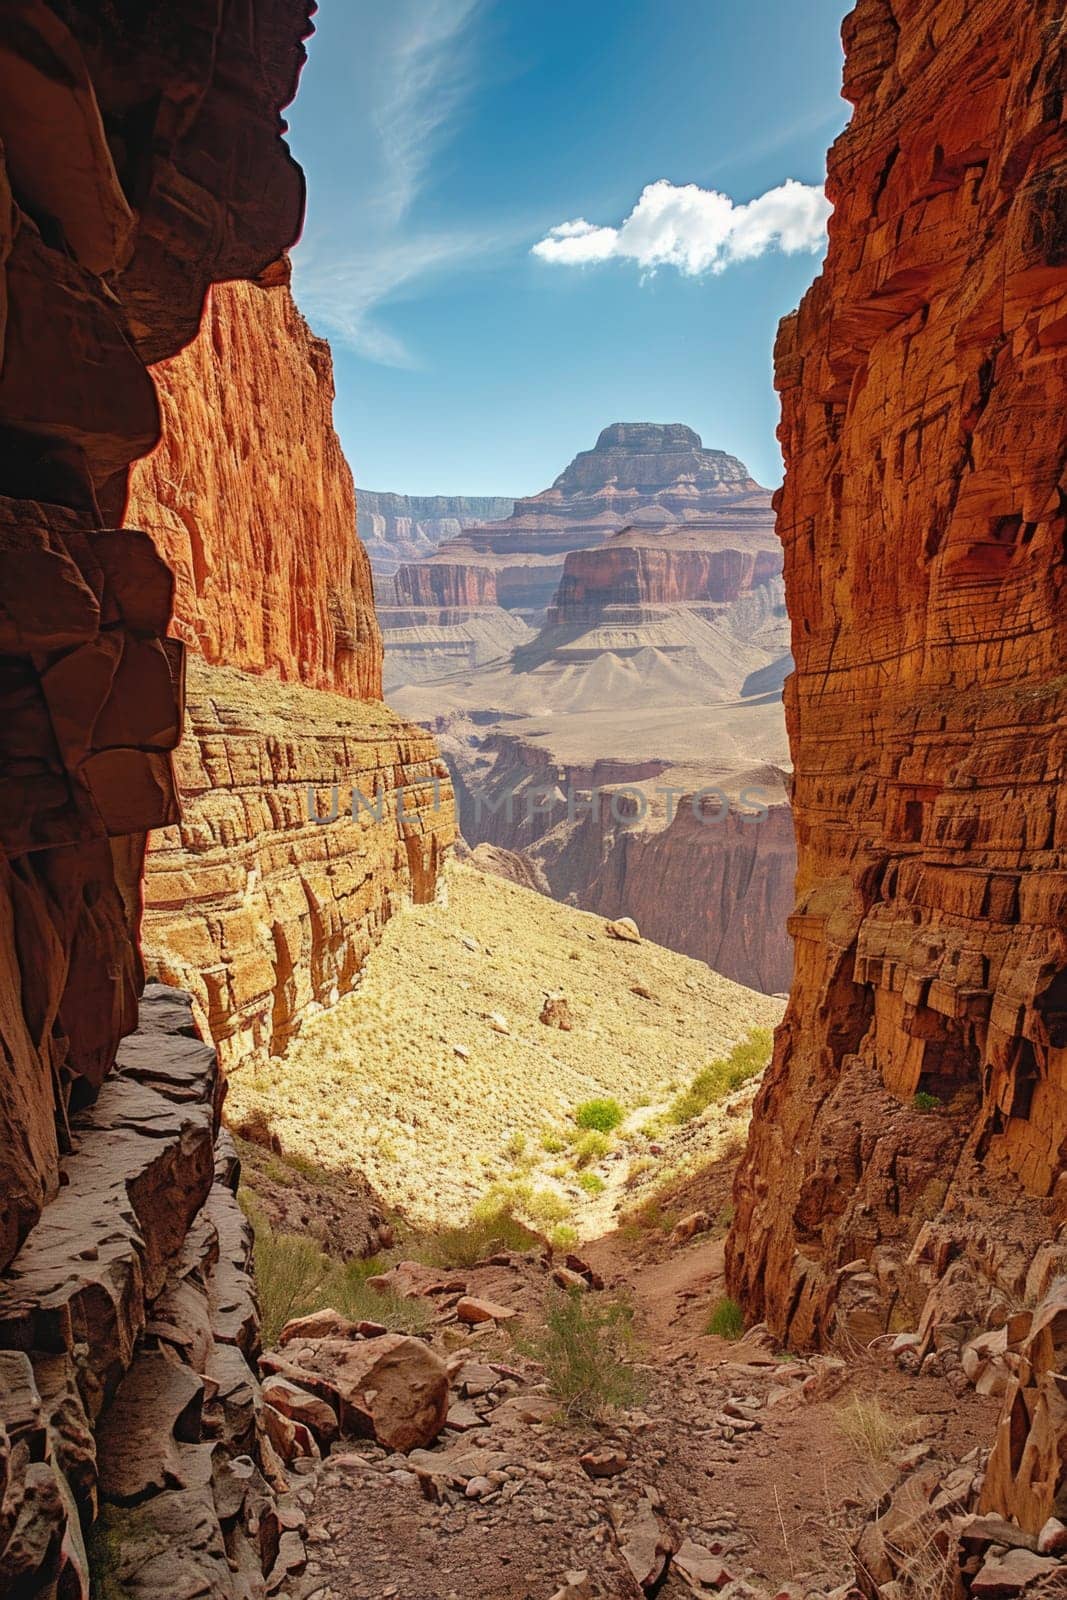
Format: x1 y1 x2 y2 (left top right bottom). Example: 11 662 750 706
0 0 308 1275
546 542 783 623
729 0 1067 1361
129 268 382 700
131 278 455 1073
394 560 500 608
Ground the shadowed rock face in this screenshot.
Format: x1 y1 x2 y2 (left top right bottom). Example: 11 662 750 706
0 3 318 1594
0 0 310 1276
728 0 1067 1398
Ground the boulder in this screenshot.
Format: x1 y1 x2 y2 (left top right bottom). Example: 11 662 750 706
605 917 641 943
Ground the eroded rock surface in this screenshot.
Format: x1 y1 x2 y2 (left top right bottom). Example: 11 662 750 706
728 0 1067 1528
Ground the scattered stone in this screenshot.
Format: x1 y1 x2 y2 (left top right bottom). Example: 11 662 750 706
453 1044 470 1061
262 1377 339 1447
445 1402 485 1433
487 1012 510 1034
579 1446 627 1479
605 917 641 943
674 1537 735 1590
1038 1518 1067 1556
619 1495 675 1589
670 1211 713 1247
552 1266 589 1292
970 1548 1064 1596
549 1574 593 1600
456 1296 518 1326
278 1310 359 1347
540 992 573 1030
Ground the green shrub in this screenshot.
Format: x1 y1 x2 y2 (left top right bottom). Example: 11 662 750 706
574 1097 625 1133
550 1223 579 1251
572 1129 611 1167
541 1130 568 1154
912 1091 941 1113
670 1028 773 1124
517 1290 645 1423
705 1295 745 1340
252 1220 430 1345
416 1197 541 1268
577 1171 606 1195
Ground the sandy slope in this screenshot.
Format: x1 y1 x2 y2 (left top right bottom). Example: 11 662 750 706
226 860 783 1225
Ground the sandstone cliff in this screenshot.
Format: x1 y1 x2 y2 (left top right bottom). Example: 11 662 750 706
129 276 455 1074
0 2 315 1594
129 266 381 699
728 0 1067 1531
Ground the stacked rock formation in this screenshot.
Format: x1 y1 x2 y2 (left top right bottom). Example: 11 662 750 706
728 0 1067 1535
356 491 514 580
128 274 454 1076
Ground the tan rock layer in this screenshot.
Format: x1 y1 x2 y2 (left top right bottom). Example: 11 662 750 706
729 0 1067 1351
144 659 456 1077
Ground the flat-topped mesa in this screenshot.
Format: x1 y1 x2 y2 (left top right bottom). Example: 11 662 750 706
545 520 784 627
388 425 775 648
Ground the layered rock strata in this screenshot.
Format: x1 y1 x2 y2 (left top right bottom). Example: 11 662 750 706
0 986 306 1600
728 0 1067 1459
356 491 514 579
128 274 456 1073
385 425 777 675
145 658 453 1076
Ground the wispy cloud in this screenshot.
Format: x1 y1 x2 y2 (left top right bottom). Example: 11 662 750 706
532 179 830 277
293 0 490 366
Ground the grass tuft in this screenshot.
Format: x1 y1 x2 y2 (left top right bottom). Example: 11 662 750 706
669 1028 773 1125
577 1171 606 1195
517 1290 645 1423
912 1091 941 1113
572 1129 611 1167
836 1395 907 1465
415 1197 542 1268
705 1295 745 1339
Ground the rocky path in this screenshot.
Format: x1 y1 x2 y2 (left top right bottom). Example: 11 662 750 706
276 1231 1006 1600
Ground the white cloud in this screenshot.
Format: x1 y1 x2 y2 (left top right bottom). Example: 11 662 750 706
532 178 830 277
291 0 490 365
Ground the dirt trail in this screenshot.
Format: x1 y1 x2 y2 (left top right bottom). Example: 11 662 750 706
283 1212 998 1600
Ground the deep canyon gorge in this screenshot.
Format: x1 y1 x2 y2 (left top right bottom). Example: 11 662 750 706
0 1 1065 1598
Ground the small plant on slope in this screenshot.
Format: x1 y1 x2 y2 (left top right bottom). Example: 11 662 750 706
912 1091 941 1113
518 1289 645 1423
574 1097 625 1133
670 1027 774 1124
836 1395 907 1465
705 1295 745 1339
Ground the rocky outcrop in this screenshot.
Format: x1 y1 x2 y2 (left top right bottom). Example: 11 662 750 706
357 491 514 579
0 986 307 1600
379 606 535 693
129 267 381 699
145 658 454 1076
544 521 784 627
393 562 500 609
452 424 769 558
130 275 456 1072
0 0 307 1269
729 0 1067 1394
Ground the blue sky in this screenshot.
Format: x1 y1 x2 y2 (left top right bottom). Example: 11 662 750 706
287 1 851 497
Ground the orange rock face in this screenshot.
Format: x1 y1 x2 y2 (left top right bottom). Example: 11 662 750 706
135 276 455 1072
129 267 381 699
729 0 1067 1366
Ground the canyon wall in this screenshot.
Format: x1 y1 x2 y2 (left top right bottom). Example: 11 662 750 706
0 2 317 1594
357 490 514 578
729 0 1067 1524
128 276 455 1076
129 265 381 699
